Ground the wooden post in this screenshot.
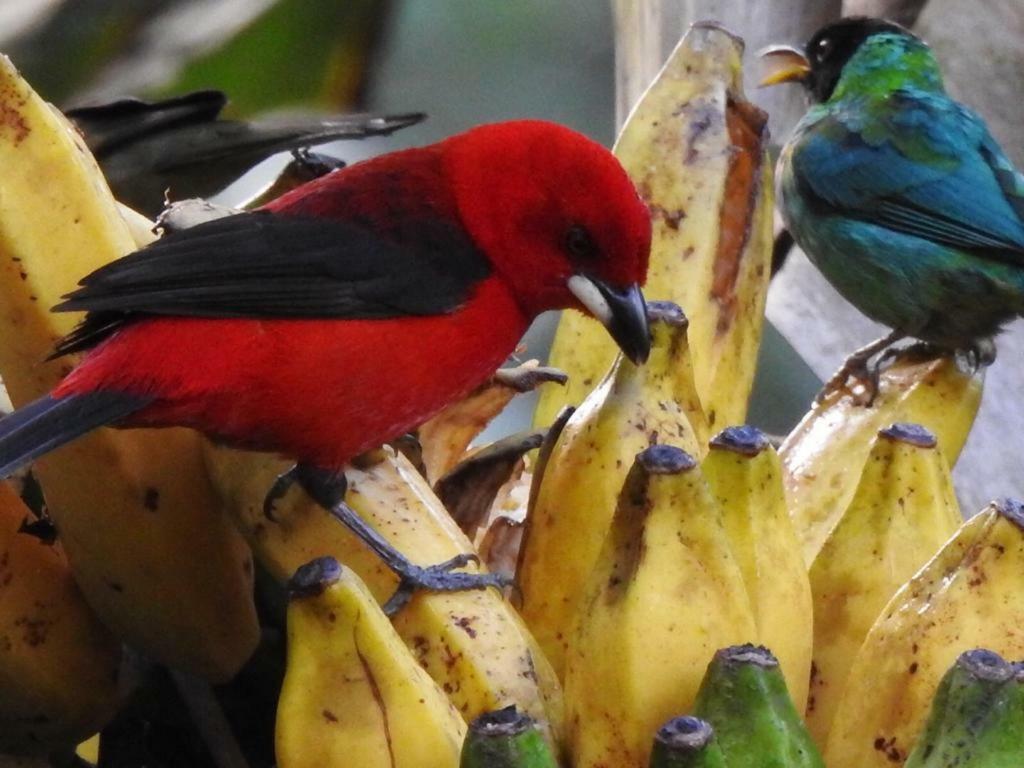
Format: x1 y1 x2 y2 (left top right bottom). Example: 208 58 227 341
842 0 930 26
614 0 842 140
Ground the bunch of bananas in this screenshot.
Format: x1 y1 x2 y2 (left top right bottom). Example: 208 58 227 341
0 17 1021 768
0 50 260 759
517 20 1021 768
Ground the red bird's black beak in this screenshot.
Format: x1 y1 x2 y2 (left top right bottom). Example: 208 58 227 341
568 275 651 365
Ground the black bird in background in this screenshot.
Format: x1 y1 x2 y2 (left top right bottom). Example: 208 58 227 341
68 89 424 216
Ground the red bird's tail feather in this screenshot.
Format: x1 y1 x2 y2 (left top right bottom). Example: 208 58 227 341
0 391 151 478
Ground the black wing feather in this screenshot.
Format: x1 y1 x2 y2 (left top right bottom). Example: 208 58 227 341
67 90 228 160
53 211 490 357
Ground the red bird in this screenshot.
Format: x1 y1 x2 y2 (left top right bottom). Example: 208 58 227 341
0 120 651 608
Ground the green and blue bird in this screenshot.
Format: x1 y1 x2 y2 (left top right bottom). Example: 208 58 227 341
761 17 1024 392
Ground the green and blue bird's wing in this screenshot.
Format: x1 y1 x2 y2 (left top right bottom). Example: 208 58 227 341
790 89 1024 263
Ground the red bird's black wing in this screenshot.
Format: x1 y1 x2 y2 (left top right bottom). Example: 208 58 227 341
52 211 491 356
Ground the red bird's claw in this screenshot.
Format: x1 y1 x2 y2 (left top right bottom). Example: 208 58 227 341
262 496 280 523
381 558 513 616
263 464 301 522
436 552 480 570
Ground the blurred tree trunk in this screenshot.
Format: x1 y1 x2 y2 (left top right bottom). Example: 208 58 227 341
614 0 842 138
841 0 929 27
611 0 833 434
677 0 841 138
916 0 1024 166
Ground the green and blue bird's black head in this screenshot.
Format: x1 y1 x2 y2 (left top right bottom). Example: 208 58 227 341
760 17 938 103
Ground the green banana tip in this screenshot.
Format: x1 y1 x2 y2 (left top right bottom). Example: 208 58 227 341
879 422 937 449
956 648 1014 683
287 556 343 599
709 425 770 456
636 444 698 474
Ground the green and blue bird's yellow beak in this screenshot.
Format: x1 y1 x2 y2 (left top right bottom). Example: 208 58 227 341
757 45 811 87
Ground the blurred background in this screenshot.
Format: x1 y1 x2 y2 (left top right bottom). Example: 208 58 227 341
1 0 1021 509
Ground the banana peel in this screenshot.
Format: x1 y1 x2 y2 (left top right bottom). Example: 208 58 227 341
781 349 982 565
536 22 773 434
433 429 543 541
825 499 1024 768
205 444 564 748
0 482 123 754
0 55 258 682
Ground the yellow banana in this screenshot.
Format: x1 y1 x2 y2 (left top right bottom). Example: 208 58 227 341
805 422 962 747
517 302 708 678
276 557 465 768
563 444 756 768
0 55 259 681
114 202 158 248
825 498 1024 768
536 22 773 433
204 444 564 747
0 482 122 755
780 350 982 565
74 734 99 765
701 425 813 712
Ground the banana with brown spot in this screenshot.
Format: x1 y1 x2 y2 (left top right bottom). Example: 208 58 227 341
0 55 258 682
536 22 773 434
205 444 564 748
277 557 465 768
702 425 813 712
805 423 961 746
825 498 1024 768
564 445 756 768
518 302 708 678
0 482 123 754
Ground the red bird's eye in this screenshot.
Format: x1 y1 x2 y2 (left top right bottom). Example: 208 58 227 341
564 224 598 261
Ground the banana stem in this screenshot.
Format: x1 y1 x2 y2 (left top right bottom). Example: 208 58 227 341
649 717 727 768
996 497 1024 531
170 671 250 768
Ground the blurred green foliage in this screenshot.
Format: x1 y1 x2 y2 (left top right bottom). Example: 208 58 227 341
161 0 389 115
7 0 168 105
4 0 390 115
